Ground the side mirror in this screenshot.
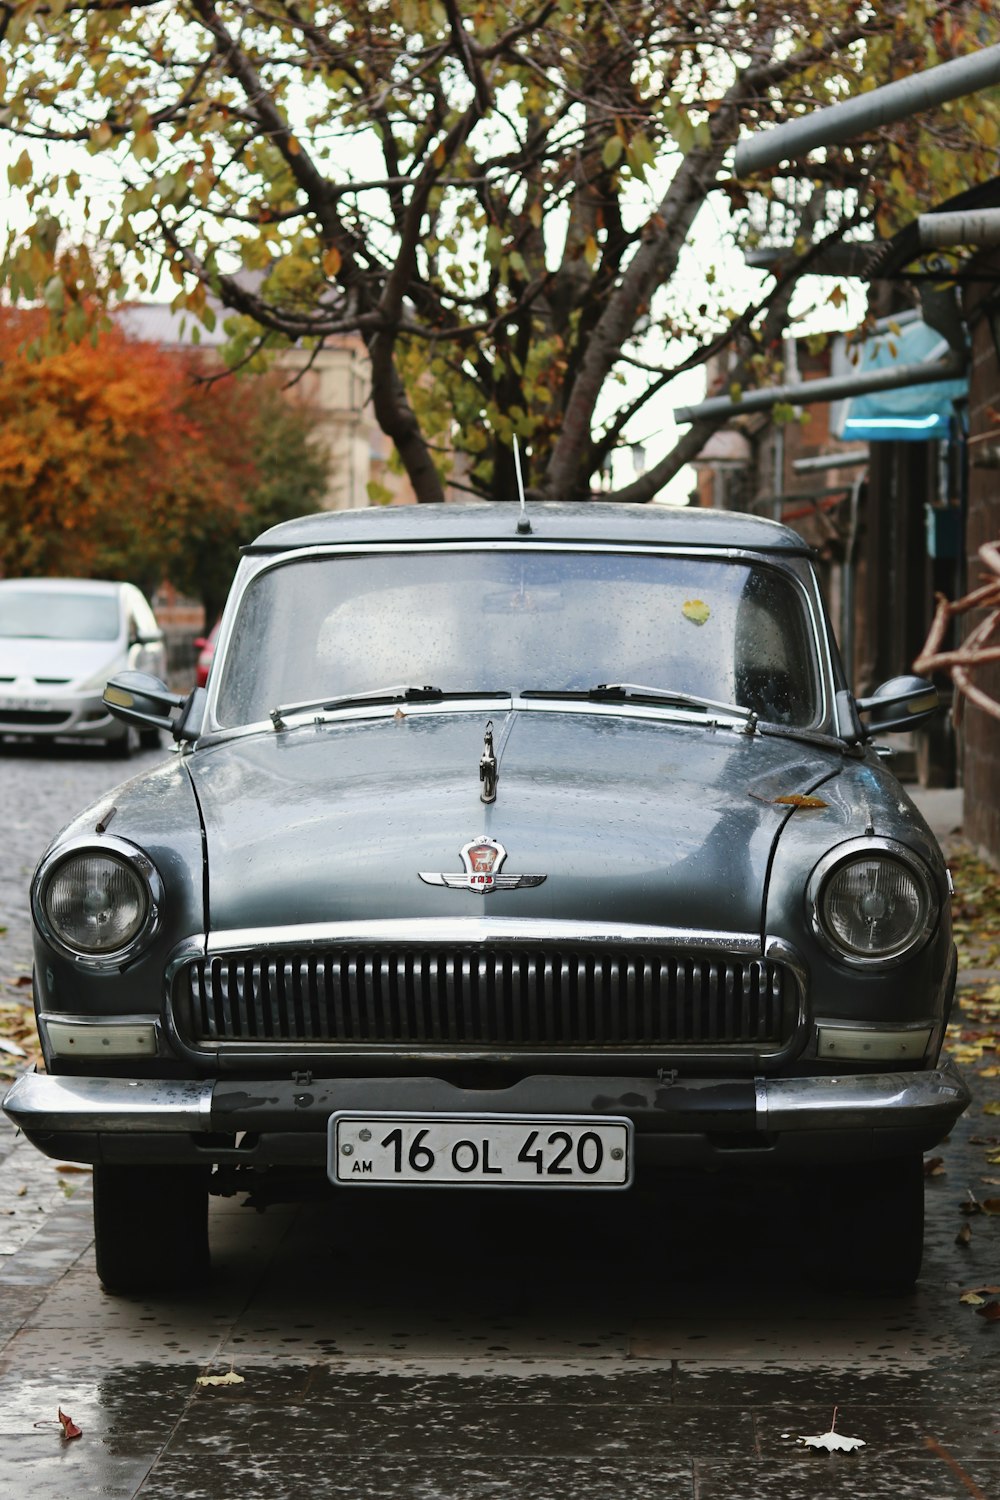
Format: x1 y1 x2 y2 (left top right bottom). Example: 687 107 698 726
855 675 940 735
103 672 205 743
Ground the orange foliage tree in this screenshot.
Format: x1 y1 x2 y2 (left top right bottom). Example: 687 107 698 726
0 311 322 607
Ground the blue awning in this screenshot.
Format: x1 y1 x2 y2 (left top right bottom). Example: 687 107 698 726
832 319 967 443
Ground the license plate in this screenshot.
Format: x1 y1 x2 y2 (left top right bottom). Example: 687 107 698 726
0 696 47 712
329 1112 633 1188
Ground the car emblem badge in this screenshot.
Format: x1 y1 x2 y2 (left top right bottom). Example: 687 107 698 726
419 837 546 894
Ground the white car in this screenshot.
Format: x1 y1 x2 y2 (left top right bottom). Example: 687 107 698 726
0 579 166 754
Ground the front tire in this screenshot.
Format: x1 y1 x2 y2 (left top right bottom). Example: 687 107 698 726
93 1165 210 1294
108 725 140 759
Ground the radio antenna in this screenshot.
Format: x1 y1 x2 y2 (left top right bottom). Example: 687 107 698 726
513 436 531 535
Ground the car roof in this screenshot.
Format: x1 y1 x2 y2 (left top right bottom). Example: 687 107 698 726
0 578 130 595
248 503 811 555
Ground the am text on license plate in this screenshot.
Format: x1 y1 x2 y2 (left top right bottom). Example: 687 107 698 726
329 1112 633 1188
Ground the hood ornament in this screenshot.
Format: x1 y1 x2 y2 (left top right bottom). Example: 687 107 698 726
480 720 498 804
419 837 546 895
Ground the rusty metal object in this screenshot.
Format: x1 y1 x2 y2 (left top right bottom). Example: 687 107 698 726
915 541 1000 724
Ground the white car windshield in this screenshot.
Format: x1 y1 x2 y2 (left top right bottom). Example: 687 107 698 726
0 589 121 641
215 550 821 729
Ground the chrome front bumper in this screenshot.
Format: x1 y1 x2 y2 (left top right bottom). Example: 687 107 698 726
3 1062 970 1168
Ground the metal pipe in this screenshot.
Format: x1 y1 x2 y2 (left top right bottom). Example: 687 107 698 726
735 44 1000 175
918 209 1000 247
674 351 966 424
744 244 880 276
793 450 868 473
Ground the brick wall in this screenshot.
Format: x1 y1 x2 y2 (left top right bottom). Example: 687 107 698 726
963 266 1000 862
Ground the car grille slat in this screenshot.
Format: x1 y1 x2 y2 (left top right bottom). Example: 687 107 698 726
174 943 800 1052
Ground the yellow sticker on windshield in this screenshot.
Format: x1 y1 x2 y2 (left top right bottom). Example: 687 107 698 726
682 599 710 626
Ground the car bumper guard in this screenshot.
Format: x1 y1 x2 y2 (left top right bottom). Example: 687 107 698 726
3 1061 970 1150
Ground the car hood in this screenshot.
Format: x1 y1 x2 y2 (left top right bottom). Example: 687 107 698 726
186 709 840 937
0 637 126 684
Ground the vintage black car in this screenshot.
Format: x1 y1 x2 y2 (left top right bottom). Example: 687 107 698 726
3 503 968 1292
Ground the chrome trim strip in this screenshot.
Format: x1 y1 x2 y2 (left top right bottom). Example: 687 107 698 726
754 1075 768 1125
31 834 165 972
195 694 759 749
201 920 769 954
2 1073 214 1133
760 1059 969 1129
2 1061 969 1138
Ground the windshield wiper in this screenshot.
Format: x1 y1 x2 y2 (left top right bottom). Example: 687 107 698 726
269 685 509 728
522 683 757 722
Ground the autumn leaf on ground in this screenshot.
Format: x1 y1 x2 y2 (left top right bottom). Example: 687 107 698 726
975 1302 1000 1323
981 1199 1000 1215
960 1291 986 1305
195 1371 245 1387
983 1102 1000 1116
58 1409 82 1440
923 1156 945 1177
797 1408 865 1453
772 794 829 809
956 1223 973 1245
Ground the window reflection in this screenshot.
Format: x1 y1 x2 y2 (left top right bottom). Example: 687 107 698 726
215 551 820 729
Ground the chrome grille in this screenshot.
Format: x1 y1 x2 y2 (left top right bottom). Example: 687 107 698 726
172 945 799 1050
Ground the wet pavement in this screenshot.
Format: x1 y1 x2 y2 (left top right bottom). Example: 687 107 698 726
0 754 998 1498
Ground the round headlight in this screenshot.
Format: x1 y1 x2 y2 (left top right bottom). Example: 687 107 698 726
810 843 937 964
43 851 150 956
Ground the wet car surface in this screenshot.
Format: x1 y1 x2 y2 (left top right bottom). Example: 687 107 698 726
1 728 997 1500
3 503 968 1294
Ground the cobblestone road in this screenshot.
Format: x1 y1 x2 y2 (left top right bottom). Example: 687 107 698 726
0 750 998 1499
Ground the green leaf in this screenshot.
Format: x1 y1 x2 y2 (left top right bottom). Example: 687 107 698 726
43 275 65 312
7 150 32 188
601 135 624 169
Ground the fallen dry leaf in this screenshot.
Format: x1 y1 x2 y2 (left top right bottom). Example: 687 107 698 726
797 1407 864 1453
54 1164 92 1175
960 1284 1000 1297
773 794 829 809
58 1409 82 1440
983 1102 1000 1116
975 1302 1000 1323
956 1223 973 1246
923 1156 945 1177
195 1371 245 1387
682 599 711 626
960 1291 986 1306
981 1199 1000 1215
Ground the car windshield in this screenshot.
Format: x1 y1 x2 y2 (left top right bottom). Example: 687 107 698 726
0 589 121 641
215 550 821 729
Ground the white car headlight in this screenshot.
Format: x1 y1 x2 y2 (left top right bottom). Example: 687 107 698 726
33 838 162 965
808 839 938 966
